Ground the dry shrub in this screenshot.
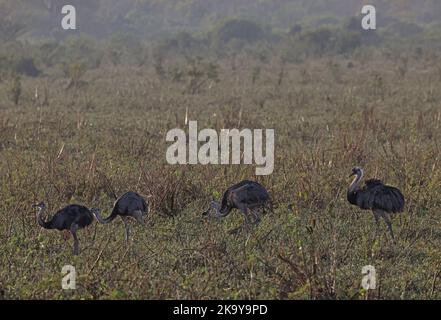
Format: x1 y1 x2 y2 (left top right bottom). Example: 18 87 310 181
140 166 202 216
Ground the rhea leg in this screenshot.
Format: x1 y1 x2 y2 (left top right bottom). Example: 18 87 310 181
250 207 261 225
231 204 250 233
372 210 381 237
133 210 145 225
241 205 261 230
372 210 380 226
70 223 79 255
121 216 130 243
227 204 258 235
243 211 251 232
382 212 395 242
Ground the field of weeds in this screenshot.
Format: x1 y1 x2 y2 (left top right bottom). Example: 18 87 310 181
0 54 440 299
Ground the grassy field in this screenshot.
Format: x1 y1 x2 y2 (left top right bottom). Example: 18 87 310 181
0 53 440 299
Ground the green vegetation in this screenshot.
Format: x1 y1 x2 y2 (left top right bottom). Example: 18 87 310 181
0 0 440 300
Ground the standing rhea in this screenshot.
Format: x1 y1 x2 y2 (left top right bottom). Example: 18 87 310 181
35 202 95 255
347 167 405 241
203 180 271 226
93 191 148 242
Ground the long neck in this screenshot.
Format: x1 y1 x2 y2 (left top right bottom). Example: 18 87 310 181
211 201 231 217
349 170 363 193
93 209 114 224
37 207 52 229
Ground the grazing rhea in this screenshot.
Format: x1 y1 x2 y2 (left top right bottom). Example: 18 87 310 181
35 202 95 255
202 180 271 226
347 167 405 241
93 191 148 242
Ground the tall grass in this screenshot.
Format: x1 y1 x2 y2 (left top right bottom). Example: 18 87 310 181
0 54 440 299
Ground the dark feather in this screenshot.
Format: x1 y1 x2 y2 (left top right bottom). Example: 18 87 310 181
365 179 383 186
46 204 94 230
350 180 405 213
97 191 148 223
226 180 269 208
113 191 148 216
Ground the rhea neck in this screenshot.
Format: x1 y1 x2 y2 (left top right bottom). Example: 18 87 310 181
37 206 52 229
210 201 231 217
349 169 364 193
93 209 113 224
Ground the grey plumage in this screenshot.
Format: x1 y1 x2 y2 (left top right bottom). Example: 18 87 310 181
203 180 271 226
93 191 149 242
35 202 96 255
347 167 405 241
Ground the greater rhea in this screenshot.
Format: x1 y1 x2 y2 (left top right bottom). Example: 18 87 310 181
35 202 95 255
347 167 405 241
93 191 148 242
203 180 271 226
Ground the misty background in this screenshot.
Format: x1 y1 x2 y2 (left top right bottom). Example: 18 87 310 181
1 0 441 78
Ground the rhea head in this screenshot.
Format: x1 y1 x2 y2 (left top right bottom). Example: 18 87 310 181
202 200 219 216
349 166 363 178
33 201 46 210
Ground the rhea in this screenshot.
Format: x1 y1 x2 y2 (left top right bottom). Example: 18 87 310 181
202 180 271 226
93 191 148 242
347 167 405 241
35 202 96 255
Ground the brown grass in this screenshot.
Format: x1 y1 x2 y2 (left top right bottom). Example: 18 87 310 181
0 53 440 299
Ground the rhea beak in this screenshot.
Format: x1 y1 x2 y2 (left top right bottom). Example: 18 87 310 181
349 172 355 177
202 206 211 217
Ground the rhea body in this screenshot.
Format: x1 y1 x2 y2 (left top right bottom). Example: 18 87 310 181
347 167 405 240
35 202 95 255
93 191 148 242
203 180 271 226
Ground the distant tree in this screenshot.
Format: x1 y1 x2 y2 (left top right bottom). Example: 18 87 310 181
300 27 334 56
0 2 24 41
0 19 23 41
336 31 362 54
386 21 423 37
216 19 265 44
15 58 40 77
344 17 363 32
289 24 302 36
